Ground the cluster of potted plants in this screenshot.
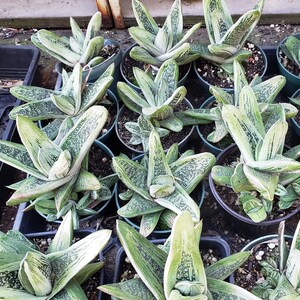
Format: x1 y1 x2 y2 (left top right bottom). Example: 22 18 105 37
1 0 300 299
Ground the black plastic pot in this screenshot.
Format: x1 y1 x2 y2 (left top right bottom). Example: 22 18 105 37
115 179 205 239
209 144 300 227
120 44 192 93
13 140 117 233
25 228 104 300
113 237 233 284
55 39 122 94
115 99 195 156
193 42 267 93
290 88 300 138
276 33 300 97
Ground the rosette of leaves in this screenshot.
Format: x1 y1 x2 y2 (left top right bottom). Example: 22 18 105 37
251 220 300 299
112 129 216 237
9 63 114 140
191 0 264 75
31 12 108 70
210 83 300 223
281 35 300 69
0 210 111 299
0 106 116 227
128 0 201 67
183 60 298 145
99 211 260 300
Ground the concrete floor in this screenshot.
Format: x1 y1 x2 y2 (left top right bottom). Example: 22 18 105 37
0 0 300 28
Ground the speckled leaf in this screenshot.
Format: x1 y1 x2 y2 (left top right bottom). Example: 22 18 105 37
52 279 88 300
269 274 300 300
207 119 228 143
0 288 47 299
285 35 300 68
155 182 200 222
10 86 58 103
80 36 104 65
0 262 22 290
99 278 155 300
118 192 163 218
116 220 167 300
140 211 162 237
129 46 161 66
263 102 286 133
240 193 267 223
164 212 206 299
209 86 233 104
208 277 261 300
132 0 159 34
74 169 100 192
231 163 254 192
166 143 179 164
82 12 102 52
211 165 234 186
70 17 84 45
156 42 190 62
170 152 215 194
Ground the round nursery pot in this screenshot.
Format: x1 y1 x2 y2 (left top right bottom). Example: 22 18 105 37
290 88 300 138
209 144 300 227
55 39 122 93
113 237 232 283
196 96 234 156
25 229 104 300
120 43 192 93
193 42 267 93
115 99 195 156
115 179 205 239
276 33 300 96
15 141 117 231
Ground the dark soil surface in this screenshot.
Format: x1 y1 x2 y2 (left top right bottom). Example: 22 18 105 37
279 49 300 77
195 42 266 89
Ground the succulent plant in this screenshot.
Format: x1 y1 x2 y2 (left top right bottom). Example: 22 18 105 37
0 210 111 299
183 60 297 145
210 80 300 223
9 63 114 141
31 12 111 71
128 0 201 67
112 129 215 236
251 219 300 299
99 211 260 300
0 106 116 228
281 35 300 69
192 0 265 75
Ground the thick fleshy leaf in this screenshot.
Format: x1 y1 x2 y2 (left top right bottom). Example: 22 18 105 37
156 42 190 62
116 220 167 300
132 0 159 34
269 274 300 300
80 36 104 65
74 262 104 285
243 165 278 201
230 163 254 192
207 119 228 143
99 278 156 300
112 156 150 200
210 86 233 105
70 17 84 45
74 169 100 192
158 114 183 132
10 86 58 103
285 35 300 68
0 288 47 299
170 152 215 193
164 212 207 299
52 279 88 300
82 12 102 52
205 251 251 280
211 165 234 186
129 46 161 66
140 211 162 237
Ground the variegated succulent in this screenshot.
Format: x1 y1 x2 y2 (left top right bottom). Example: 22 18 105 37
251 220 300 299
192 0 265 75
118 59 204 149
128 0 201 67
99 211 260 300
112 129 215 237
9 63 114 141
0 106 117 228
281 35 300 69
183 60 298 145
0 210 111 299
31 12 109 70
210 81 300 223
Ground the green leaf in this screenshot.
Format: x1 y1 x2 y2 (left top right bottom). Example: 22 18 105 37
129 46 161 66
209 86 233 105
80 36 104 66
231 163 254 192
205 251 251 280
70 16 84 45
82 12 102 52
157 114 183 132
207 119 228 143
285 35 300 68
140 211 162 237
0 288 47 299
73 262 104 285
156 42 190 63
74 169 100 192
52 279 88 300
211 165 234 186
170 152 216 194
132 0 159 35
10 86 58 103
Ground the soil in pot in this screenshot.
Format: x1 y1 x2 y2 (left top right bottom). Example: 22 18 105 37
278 48 300 78
122 53 190 86
195 42 265 89
117 102 193 152
215 148 300 222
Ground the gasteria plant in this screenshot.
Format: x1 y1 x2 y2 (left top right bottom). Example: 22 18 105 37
9 63 114 140
192 0 265 75
281 35 300 69
0 210 111 299
118 58 202 147
210 82 300 223
113 129 215 236
183 60 297 145
251 220 300 299
0 106 115 227
128 0 201 67
99 211 260 299
31 12 110 71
